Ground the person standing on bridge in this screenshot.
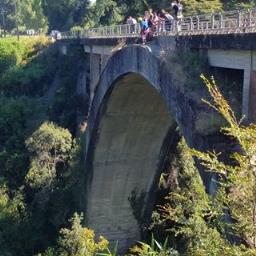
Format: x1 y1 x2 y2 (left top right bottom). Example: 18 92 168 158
139 17 150 44
177 0 183 20
152 12 161 35
127 16 137 33
161 9 174 32
171 0 183 19
144 10 150 20
171 0 179 19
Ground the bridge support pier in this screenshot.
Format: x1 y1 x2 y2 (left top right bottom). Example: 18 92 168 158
208 49 256 122
89 53 101 103
249 71 256 122
242 69 251 119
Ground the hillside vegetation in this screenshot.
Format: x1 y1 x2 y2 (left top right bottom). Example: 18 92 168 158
0 37 89 256
0 1 256 253
0 0 255 33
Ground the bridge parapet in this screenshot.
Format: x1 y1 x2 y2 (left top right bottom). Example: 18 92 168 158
60 8 256 40
56 9 256 250
57 7 256 128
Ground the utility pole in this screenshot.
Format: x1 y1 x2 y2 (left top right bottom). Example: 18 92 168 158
1 8 6 37
14 0 19 40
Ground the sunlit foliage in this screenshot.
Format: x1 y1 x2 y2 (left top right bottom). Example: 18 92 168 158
25 122 73 190
191 75 256 248
39 213 110 256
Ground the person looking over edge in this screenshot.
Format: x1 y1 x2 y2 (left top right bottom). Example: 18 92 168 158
149 8 153 17
158 9 173 32
127 16 133 25
171 0 179 19
139 17 150 45
127 16 137 33
177 0 183 20
152 12 160 34
148 14 156 39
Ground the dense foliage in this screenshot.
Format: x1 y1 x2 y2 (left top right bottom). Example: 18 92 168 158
192 75 256 249
0 37 90 256
38 213 112 256
0 0 47 33
0 0 255 33
1 1 256 255
137 74 256 255
0 36 54 96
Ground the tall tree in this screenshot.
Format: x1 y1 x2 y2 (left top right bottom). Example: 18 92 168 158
89 0 124 26
42 0 90 31
116 0 148 18
0 0 16 32
181 0 223 16
25 121 72 191
20 0 48 32
192 75 256 248
222 0 256 10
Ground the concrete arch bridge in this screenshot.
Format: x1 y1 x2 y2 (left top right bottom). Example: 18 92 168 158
58 21 256 253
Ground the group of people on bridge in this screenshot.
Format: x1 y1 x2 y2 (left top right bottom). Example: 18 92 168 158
127 0 183 44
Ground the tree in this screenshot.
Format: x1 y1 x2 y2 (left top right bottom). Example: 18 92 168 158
191 75 256 248
39 213 110 256
0 97 42 189
24 122 76 255
222 0 256 10
122 0 223 16
151 139 228 255
20 0 48 32
116 0 148 18
181 0 223 16
25 121 73 190
129 235 179 256
0 0 16 32
42 0 90 31
0 179 31 256
89 0 124 26
151 137 256 255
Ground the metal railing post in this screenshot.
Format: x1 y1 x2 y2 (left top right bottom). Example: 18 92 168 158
190 17 193 30
172 20 176 34
196 16 200 30
211 13 215 29
219 13 223 29
58 7 256 39
249 9 252 27
237 10 241 27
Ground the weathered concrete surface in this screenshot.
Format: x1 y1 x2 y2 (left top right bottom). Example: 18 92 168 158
89 53 101 102
59 34 256 120
55 32 256 253
79 35 254 119
177 33 256 51
86 74 175 250
250 71 256 122
208 49 256 118
61 33 256 51
85 45 223 253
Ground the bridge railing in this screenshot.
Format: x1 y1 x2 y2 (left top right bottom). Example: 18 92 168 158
180 8 256 35
59 8 256 39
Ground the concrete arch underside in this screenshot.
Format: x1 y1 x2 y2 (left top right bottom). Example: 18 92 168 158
85 45 220 252
86 74 176 251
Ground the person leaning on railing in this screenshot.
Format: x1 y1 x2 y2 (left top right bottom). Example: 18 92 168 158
152 12 161 35
138 17 150 44
127 16 137 33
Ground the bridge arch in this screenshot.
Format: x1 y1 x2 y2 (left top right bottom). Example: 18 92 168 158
84 45 214 252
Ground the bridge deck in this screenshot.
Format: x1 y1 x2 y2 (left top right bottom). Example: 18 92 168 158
60 8 256 40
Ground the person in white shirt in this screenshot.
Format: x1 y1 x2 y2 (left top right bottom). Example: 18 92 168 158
127 16 137 33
